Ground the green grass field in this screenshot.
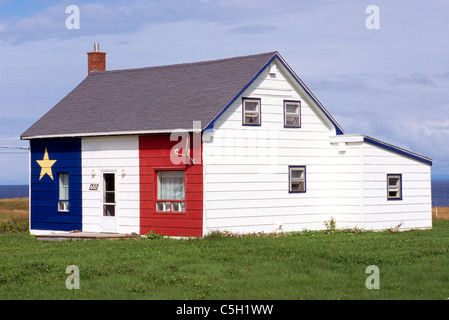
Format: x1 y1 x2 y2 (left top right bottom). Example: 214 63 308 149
1 198 448 300
1 221 448 299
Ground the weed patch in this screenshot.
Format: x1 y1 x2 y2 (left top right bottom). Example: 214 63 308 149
0 198 28 234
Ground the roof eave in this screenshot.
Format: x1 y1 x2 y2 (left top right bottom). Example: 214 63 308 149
20 128 200 140
363 136 433 166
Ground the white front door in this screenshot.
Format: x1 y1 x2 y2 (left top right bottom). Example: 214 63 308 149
102 173 117 233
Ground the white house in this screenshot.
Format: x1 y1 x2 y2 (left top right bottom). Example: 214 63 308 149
21 46 432 237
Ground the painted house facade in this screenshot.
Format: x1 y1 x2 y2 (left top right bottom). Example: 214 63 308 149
21 47 433 237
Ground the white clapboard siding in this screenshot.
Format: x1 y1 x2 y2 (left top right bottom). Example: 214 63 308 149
361 142 431 231
203 59 362 234
82 136 140 234
202 58 432 235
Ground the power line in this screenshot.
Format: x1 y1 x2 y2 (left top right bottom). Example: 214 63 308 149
0 151 28 154
0 146 29 150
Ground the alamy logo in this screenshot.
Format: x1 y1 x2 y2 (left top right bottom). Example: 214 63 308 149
65 5 80 30
365 265 380 289
66 265 80 289
365 5 380 30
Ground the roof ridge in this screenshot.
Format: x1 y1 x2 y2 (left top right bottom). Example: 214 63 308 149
21 50 281 139
89 51 278 76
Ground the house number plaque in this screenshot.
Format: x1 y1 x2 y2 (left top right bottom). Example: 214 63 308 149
89 184 99 191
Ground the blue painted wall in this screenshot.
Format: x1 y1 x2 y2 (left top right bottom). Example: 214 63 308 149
30 139 82 231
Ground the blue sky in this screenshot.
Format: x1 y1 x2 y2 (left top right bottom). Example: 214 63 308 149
0 0 448 184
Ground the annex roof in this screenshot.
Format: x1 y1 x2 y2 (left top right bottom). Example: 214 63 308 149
331 134 433 166
21 51 343 140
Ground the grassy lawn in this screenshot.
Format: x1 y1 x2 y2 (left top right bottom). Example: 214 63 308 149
1 206 448 299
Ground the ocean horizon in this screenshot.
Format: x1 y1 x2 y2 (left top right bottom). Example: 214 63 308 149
1 181 448 206
0 185 29 199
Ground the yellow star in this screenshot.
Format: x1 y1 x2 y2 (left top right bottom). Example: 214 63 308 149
36 148 57 180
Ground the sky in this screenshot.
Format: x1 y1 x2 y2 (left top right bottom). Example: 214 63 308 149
0 0 448 184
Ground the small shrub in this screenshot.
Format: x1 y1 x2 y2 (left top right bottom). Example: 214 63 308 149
340 226 365 234
324 217 337 233
143 231 164 240
0 213 29 234
385 223 403 233
204 230 232 240
323 218 366 235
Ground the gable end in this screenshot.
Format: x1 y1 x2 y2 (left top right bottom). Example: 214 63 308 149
364 136 433 166
203 52 344 135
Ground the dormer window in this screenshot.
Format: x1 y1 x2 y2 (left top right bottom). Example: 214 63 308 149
242 98 261 126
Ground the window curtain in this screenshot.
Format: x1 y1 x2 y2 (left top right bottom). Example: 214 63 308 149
59 174 69 200
158 172 185 200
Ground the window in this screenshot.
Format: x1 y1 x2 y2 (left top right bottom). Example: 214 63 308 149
387 174 402 200
103 173 115 216
284 100 301 128
156 171 185 213
58 173 69 212
289 166 306 193
242 98 261 126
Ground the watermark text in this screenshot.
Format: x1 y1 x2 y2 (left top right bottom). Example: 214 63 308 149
66 5 80 30
365 5 380 30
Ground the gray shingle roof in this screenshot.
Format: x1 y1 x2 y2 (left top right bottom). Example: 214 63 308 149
21 51 278 139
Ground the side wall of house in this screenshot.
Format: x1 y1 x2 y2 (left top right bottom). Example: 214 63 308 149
202 60 363 234
30 139 82 232
82 136 140 234
139 134 203 237
361 142 432 230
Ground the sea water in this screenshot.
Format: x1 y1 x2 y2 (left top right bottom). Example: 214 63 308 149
0 185 29 199
1 181 448 206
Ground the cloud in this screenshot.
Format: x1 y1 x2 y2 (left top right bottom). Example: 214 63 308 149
0 1 70 44
308 75 371 92
0 1 138 44
0 0 321 45
422 119 449 134
436 71 449 79
304 69 448 180
0 20 7 32
0 134 29 184
0 151 28 184
391 74 435 86
1 0 448 182
229 24 276 34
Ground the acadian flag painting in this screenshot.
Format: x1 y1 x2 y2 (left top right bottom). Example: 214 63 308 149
30 139 82 231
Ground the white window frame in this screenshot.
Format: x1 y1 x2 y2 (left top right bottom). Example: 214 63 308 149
156 170 186 213
284 100 301 128
242 98 261 126
387 174 402 200
289 166 306 193
58 173 69 212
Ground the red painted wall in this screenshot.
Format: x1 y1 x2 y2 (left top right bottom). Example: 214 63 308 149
139 134 203 237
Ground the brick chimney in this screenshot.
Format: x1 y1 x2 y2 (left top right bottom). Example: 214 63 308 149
87 43 106 74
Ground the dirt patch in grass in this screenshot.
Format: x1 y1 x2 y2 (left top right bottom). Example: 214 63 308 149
433 206 449 220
